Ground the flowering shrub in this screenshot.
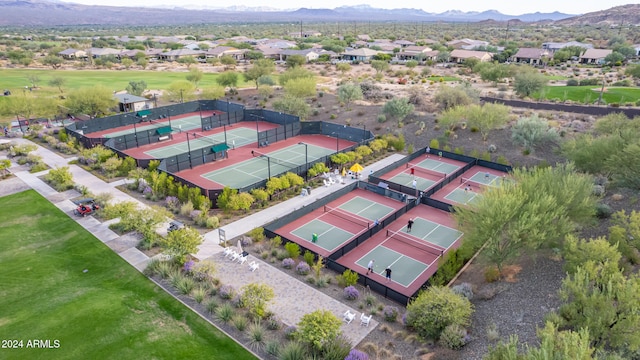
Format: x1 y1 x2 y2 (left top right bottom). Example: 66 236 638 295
183 260 195 273
219 284 235 300
284 326 297 340
282 258 296 269
231 294 245 308
383 306 399 322
295 262 310 275
143 186 153 198
343 286 360 301
240 236 253 247
190 210 202 220
345 349 369 360
165 196 180 212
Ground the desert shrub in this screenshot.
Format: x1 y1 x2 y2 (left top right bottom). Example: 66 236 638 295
180 201 194 216
192 286 207 303
219 284 235 299
176 276 195 295
595 203 613 219
484 267 501 283
265 340 280 356
512 115 560 152
296 262 310 275
383 306 399 322
321 335 352 360
343 286 360 300
266 317 282 330
337 269 359 287
279 341 307 360
405 286 474 340
206 298 219 313
282 258 296 269
232 315 248 331
44 166 74 191
247 322 266 351
439 324 468 350
248 227 265 242
303 250 315 266
284 326 298 340
452 282 474 300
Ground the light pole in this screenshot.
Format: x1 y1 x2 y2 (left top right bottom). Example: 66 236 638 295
179 89 184 104
298 142 308 180
132 119 139 147
186 133 192 169
123 97 128 112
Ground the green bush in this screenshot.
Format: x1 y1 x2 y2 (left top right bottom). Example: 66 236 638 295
439 324 468 350
248 227 265 242
284 242 301 259
429 249 465 286
595 203 613 219
429 139 440 149
303 250 315 266
337 269 359 287
406 286 473 341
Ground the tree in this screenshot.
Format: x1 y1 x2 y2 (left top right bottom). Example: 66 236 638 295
436 51 451 63
513 67 548 98
215 71 240 91
474 62 512 83
297 310 342 351
285 54 306 68
126 80 147 97
26 74 40 89
186 67 204 87
336 62 351 75
42 55 63 69
405 60 418 69
199 86 225 100
382 97 414 125
466 102 510 141
48 76 66 93
120 58 133 69
434 83 480 109
563 234 621 276
608 142 640 189
166 80 196 103
245 51 264 60
284 77 317 98
272 95 310 120
337 83 363 110
604 52 625 66
406 286 473 340
160 226 203 265
220 55 237 69
137 58 148 69
625 64 640 79
176 56 197 68
244 59 275 89
511 114 560 152
371 60 389 74
0 159 11 177
65 85 116 118
278 67 314 86
241 283 274 319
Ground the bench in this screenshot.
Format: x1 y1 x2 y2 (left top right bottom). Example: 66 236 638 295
158 135 170 141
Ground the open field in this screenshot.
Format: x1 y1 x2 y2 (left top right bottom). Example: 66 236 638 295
537 85 640 104
0 190 254 360
0 68 250 96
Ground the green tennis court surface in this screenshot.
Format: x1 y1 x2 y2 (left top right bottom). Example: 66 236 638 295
291 219 354 252
337 196 395 221
356 246 429 287
398 217 462 249
201 143 334 188
408 158 460 177
145 127 257 158
388 172 435 191
445 171 508 205
103 115 203 138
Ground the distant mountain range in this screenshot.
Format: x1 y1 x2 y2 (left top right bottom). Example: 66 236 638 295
0 0 637 27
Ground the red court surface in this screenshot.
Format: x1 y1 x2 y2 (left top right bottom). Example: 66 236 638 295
274 188 406 258
337 205 461 297
173 134 356 190
121 121 278 160
430 166 509 206
378 154 467 191
87 110 222 139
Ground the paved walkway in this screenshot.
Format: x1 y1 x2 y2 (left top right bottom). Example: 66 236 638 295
1 137 405 346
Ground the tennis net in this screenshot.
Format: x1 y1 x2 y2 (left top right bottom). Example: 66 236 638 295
148 119 180 132
406 163 446 178
323 205 370 229
252 150 300 170
386 229 444 257
191 132 225 147
460 176 497 190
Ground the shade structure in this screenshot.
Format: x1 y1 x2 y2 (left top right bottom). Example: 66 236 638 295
350 163 364 173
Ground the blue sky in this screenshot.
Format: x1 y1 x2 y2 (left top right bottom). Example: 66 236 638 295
59 0 630 16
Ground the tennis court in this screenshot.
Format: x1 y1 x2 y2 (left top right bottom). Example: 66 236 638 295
103 115 203 138
408 158 461 176
444 171 505 205
290 219 356 252
387 172 435 191
355 246 431 287
395 217 462 250
337 196 395 222
144 127 257 158
201 143 335 188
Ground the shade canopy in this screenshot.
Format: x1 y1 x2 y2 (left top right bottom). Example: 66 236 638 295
350 163 364 173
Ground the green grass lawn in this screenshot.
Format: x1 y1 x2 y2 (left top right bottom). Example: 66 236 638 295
535 86 640 104
0 190 255 360
0 68 250 96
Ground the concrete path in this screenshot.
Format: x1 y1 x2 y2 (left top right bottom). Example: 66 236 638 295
1 137 405 346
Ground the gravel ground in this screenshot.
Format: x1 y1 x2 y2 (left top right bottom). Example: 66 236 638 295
455 252 565 359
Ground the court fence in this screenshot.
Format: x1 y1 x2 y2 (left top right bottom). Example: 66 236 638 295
263 181 418 304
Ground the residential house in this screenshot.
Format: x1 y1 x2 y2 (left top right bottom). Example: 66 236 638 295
393 40 415 48
205 46 245 60
397 45 433 60
633 44 640 56
447 39 489 50
542 41 593 52
86 47 122 59
278 49 320 63
511 48 551 65
340 48 382 62
58 48 87 60
158 49 204 62
352 40 368 48
357 34 371 41
449 49 492 63
579 49 612 64
367 41 397 52
260 39 297 49
114 93 152 113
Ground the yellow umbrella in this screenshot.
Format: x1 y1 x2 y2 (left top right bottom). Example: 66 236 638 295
341 168 347 177
350 163 364 173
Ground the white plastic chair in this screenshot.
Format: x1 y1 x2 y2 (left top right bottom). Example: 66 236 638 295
323 179 330 187
238 256 248 265
248 260 256 268
222 247 233 258
249 262 259 272
343 310 355 324
230 251 241 262
360 313 372 327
